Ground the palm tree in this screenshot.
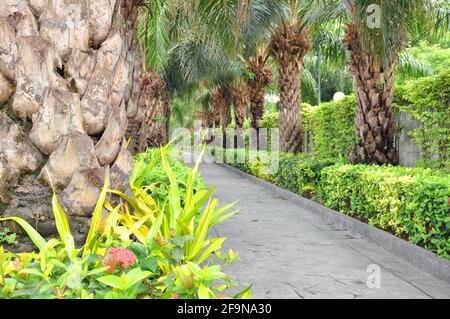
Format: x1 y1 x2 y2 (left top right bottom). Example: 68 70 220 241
241 47 273 130
269 1 322 154
136 0 247 149
0 1 145 219
335 0 448 164
231 79 249 129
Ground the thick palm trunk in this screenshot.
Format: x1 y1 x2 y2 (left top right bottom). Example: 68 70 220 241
231 80 248 129
244 49 272 150
231 80 248 149
244 49 272 130
270 24 311 154
127 71 167 152
344 24 398 165
0 0 145 242
209 90 223 128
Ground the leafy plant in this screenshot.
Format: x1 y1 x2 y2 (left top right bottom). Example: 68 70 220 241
0 146 249 299
395 70 450 171
0 228 17 245
133 147 207 204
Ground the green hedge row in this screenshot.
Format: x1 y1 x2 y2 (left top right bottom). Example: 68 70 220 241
214 148 450 259
395 71 450 171
321 165 450 258
258 69 449 170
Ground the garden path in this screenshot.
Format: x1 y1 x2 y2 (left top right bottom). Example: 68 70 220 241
195 161 450 299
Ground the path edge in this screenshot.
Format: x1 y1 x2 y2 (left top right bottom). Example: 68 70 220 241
215 162 450 285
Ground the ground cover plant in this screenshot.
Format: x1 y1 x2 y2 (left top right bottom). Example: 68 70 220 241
0 148 248 299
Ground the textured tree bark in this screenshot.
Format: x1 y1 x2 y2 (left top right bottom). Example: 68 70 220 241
0 0 145 244
244 49 272 130
231 80 248 129
344 24 398 165
209 89 223 128
145 93 171 148
126 71 168 153
270 24 311 154
231 80 248 149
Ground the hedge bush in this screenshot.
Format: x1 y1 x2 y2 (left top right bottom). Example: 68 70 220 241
260 70 450 170
260 97 356 160
395 71 450 171
310 96 356 160
320 165 450 258
215 147 450 259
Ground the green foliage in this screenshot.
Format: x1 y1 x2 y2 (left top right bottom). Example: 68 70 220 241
310 96 356 160
395 71 450 171
259 103 314 131
0 228 17 245
407 42 450 74
133 148 207 204
221 148 450 259
320 165 450 259
0 147 249 299
260 97 356 160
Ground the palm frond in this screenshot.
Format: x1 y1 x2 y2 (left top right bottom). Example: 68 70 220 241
397 51 435 80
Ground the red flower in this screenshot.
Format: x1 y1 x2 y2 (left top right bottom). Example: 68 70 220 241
427 226 434 233
171 292 181 299
103 247 136 273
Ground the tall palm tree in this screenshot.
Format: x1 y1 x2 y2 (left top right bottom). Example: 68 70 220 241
241 47 273 130
269 1 322 154
231 78 249 129
334 0 448 164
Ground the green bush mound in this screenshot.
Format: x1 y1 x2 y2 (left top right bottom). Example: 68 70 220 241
215 147 450 259
134 148 207 204
395 71 450 171
320 165 450 259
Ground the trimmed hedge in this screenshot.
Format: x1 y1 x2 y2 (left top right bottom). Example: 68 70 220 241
310 96 355 160
395 71 450 171
215 147 450 259
320 165 450 258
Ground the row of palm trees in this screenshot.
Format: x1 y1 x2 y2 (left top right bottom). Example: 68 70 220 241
135 0 448 165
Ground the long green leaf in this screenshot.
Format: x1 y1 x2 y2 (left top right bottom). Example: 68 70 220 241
233 284 253 299
160 147 181 230
51 193 71 244
84 173 110 256
197 238 226 264
146 203 166 241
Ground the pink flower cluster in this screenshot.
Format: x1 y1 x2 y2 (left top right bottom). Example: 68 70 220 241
103 247 136 273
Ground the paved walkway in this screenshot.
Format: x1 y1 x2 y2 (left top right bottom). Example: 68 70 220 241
198 162 450 299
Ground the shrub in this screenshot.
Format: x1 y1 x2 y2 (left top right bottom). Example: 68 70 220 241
272 153 336 198
320 165 450 258
0 148 249 299
133 147 207 204
395 71 450 171
310 96 356 160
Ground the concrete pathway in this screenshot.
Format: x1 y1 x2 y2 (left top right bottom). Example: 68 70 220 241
199 162 450 299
